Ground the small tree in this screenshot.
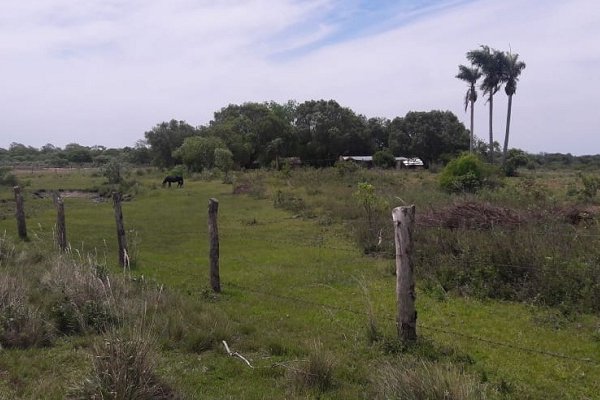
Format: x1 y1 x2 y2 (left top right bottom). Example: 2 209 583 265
373 149 396 169
173 136 227 172
102 160 123 185
0 167 18 187
214 148 234 182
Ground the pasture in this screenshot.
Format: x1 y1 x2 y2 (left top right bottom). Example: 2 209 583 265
0 166 599 399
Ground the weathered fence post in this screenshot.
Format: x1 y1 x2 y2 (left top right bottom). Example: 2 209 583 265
13 186 27 240
208 198 221 293
53 192 67 251
392 205 417 342
112 192 129 268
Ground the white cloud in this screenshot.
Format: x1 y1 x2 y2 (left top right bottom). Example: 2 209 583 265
0 0 598 154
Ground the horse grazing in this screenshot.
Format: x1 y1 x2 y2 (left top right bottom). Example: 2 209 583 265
162 175 184 188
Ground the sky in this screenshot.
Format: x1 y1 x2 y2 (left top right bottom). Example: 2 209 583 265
1 0 599 155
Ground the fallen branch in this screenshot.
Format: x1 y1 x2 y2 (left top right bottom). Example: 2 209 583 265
222 340 254 368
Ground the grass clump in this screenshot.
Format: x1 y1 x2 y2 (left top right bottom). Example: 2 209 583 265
287 341 336 394
372 359 491 400
0 276 54 348
70 325 178 400
42 257 118 334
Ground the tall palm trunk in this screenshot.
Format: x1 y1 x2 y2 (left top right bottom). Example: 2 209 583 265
488 93 494 163
502 94 513 165
469 97 474 153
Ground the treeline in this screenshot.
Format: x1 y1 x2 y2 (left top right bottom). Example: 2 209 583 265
1 99 599 171
0 142 151 167
144 99 469 170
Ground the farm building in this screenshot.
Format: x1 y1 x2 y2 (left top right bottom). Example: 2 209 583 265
340 155 424 169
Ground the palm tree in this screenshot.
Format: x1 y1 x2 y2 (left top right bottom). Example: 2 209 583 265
467 46 505 163
500 52 526 165
456 65 482 153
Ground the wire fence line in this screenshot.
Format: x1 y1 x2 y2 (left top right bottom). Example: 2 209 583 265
224 280 600 366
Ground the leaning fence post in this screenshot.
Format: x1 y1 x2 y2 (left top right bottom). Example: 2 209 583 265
208 198 221 293
112 192 129 268
392 205 417 341
13 186 27 240
53 192 67 251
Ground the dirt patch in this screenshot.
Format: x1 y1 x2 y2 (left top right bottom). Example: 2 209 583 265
32 189 105 202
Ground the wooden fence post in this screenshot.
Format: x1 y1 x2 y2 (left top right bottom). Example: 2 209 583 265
208 198 221 293
392 205 417 342
53 192 67 251
13 186 27 240
112 192 129 268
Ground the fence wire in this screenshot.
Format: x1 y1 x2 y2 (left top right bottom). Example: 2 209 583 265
224 281 600 366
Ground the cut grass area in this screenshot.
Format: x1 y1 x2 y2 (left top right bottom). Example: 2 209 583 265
0 168 599 399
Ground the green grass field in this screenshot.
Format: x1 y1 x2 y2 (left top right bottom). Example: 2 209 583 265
0 167 599 399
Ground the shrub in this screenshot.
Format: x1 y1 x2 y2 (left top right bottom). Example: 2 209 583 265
0 166 18 187
373 149 396 169
273 190 307 214
334 159 360 176
102 160 124 185
577 173 600 201
439 154 498 193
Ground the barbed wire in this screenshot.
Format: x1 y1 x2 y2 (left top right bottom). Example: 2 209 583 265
224 280 600 366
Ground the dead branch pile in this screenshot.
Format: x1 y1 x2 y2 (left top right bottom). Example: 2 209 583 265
419 201 525 230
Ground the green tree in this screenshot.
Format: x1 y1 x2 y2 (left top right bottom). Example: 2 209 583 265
144 120 197 168
500 52 526 165
387 117 410 156
209 102 293 168
64 143 92 163
214 147 234 180
467 46 505 163
367 117 390 150
398 111 469 166
455 65 482 153
173 136 227 171
294 99 370 165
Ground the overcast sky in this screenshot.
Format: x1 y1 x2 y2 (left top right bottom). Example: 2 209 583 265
1 0 598 154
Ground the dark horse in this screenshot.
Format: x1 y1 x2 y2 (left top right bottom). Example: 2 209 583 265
162 175 184 188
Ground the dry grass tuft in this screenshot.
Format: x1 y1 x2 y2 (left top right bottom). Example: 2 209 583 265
287 340 335 394
0 276 53 348
70 322 178 400
372 359 490 400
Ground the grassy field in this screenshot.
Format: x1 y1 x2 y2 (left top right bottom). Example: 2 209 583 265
0 166 599 399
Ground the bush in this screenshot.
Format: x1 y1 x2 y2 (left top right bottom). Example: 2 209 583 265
102 160 124 185
373 149 396 169
334 159 360 176
439 154 498 193
273 190 307 214
0 166 18 187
